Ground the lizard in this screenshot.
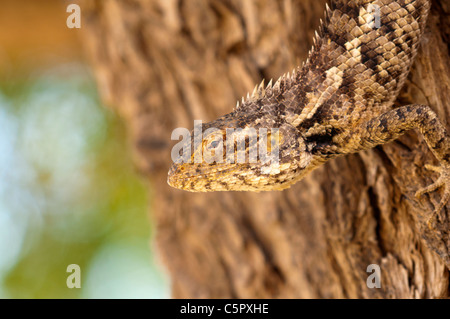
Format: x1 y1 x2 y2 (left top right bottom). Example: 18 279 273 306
167 0 449 223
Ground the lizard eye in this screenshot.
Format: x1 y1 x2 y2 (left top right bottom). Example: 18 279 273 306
209 140 220 149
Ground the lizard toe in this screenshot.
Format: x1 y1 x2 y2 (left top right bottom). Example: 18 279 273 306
415 176 445 199
415 165 450 227
426 189 450 229
424 164 442 173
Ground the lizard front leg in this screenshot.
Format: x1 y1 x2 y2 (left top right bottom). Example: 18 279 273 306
332 104 450 224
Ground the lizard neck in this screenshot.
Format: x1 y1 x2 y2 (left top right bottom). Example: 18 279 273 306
238 0 431 131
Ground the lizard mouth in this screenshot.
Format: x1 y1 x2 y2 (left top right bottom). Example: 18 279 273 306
167 162 256 191
167 161 305 192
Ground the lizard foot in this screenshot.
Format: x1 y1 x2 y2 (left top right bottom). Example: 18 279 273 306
415 164 450 227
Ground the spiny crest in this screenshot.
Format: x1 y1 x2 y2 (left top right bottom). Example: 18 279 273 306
235 1 332 111
298 4 332 69
311 4 331 51
325 3 332 20
236 68 299 110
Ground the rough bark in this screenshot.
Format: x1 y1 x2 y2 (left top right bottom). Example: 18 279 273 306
80 0 450 298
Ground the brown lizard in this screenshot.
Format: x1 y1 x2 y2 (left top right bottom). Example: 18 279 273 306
168 0 449 223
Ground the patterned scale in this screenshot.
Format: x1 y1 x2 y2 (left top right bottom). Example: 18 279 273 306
281 0 431 129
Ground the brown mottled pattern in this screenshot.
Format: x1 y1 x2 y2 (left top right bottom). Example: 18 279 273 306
168 0 449 222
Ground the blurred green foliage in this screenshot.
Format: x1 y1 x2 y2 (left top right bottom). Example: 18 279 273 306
0 65 168 298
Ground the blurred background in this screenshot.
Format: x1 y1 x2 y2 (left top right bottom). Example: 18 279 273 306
0 0 169 298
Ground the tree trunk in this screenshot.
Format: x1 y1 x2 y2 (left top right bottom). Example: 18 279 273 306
80 0 450 298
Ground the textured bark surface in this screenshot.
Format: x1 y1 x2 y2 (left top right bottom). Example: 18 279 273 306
80 0 450 298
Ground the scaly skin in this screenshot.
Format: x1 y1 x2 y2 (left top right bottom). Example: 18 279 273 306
168 0 449 222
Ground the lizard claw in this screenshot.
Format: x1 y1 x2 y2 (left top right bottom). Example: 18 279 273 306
415 165 450 227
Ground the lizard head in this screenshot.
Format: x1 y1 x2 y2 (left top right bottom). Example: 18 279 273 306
168 111 314 192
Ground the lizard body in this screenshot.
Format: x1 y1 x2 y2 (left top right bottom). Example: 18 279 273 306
168 0 450 220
